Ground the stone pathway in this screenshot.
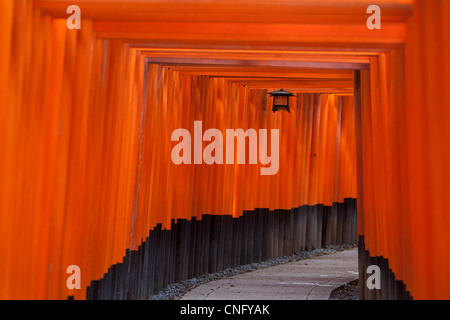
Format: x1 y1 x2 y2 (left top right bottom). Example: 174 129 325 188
182 248 358 300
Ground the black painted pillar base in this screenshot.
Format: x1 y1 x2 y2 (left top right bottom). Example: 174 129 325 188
358 235 413 300
86 198 358 300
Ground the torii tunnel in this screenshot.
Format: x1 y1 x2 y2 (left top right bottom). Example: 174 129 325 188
0 0 449 300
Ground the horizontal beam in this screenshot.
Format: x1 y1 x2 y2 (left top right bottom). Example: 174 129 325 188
147 57 370 70
140 49 373 65
171 68 354 80
95 22 407 47
226 79 353 91
34 0 413 24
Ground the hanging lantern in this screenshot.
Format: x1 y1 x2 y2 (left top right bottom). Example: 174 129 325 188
267 89 296 113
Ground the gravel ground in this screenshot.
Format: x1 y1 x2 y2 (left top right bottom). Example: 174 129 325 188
329 279 359 300
148 243 358 300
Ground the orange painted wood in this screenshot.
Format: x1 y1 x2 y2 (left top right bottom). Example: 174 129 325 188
1 0 449 301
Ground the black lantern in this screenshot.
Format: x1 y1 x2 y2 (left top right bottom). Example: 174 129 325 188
267 89 296 113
